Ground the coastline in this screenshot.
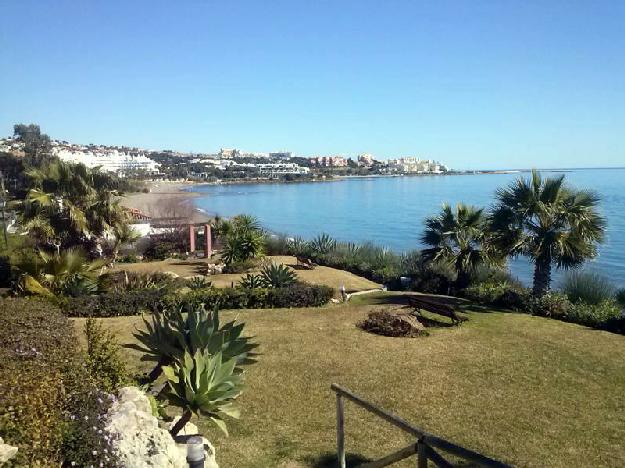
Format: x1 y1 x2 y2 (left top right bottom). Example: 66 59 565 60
120 180 212 224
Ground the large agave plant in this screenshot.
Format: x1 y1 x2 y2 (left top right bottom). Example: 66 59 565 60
259 262 297 288
126 305 258 382
163 350 243 436
309 233 336 255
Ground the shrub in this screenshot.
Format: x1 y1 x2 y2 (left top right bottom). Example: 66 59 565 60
167 283 333 310
63 288 166 317
222 258 257 273
530 292 572 319
0 298 76 465
464 281 530 310
99 270 183 292
267 283 334 308
561 271 616 305
116 253 141 263
143 239 182 260
0 299 121 467
83 318 128 392
259 262 298 288
264 234 291 255
566 300 622 328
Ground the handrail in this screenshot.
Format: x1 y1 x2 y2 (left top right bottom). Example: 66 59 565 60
331 383 511 468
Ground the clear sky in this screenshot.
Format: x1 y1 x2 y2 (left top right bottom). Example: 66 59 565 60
1 1 623 170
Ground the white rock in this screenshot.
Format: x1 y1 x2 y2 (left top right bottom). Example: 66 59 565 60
0 437 18 464
105 387 218 468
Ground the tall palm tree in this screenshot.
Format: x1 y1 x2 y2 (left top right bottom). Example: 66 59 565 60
421 203 494 289
489 170 605 296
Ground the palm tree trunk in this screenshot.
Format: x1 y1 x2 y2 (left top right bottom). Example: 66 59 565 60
532 257 552 297
147 355 170 382
170 409 192 437
455 269 471 290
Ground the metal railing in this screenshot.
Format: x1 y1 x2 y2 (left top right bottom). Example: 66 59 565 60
331 384 511 468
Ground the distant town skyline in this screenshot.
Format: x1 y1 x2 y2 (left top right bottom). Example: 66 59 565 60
1 1 623 170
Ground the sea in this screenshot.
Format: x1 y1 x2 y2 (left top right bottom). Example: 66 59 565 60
189 168 625 287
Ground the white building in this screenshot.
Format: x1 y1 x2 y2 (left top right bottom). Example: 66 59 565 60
54 148 160 174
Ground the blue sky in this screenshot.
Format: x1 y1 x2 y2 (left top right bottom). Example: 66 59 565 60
1 1 623 170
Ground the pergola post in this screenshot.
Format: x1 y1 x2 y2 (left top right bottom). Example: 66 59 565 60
189 224 196 253
204 224 212 258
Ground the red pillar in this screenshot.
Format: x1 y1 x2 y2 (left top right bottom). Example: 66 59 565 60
189 224 196 252
204 224 212 258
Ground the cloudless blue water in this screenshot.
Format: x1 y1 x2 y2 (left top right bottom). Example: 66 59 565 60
190 169 625 286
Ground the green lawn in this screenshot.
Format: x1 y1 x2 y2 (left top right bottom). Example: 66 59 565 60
75 293 625 467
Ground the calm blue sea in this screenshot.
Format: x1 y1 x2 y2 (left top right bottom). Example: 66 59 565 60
189 169 625 287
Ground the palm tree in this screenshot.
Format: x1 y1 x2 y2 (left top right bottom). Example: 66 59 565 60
14 247 106 296
489 170 605 296
111 223 141 261
20 159 130 252
421 203 493 289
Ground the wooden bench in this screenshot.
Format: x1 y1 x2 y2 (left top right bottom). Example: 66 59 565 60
295 256 316 270
407 295 467 326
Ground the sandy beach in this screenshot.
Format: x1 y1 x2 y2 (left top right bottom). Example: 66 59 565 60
120 181 211 223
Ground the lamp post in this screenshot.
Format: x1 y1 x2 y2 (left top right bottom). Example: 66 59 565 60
186 435 205 468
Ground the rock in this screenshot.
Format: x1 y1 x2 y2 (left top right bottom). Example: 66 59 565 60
105 387 218 468
0 437 18 464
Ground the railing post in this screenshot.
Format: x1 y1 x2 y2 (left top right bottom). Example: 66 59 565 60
337 393 346 468
417 439 427 468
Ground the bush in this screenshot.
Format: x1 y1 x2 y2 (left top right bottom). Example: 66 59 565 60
267 283 334 308
143 240 182 260
83 318 128 392
63 288 166 317
464 281 530 310
222 258 257 273
167 283 333 310
99 270 183 292
561 271 616 305
0 298 121 467
566 300 622 328
530 292 572 319
264 234 291 255
0 298 76 465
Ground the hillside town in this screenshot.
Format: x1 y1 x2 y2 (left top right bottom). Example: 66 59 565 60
0 135 450 181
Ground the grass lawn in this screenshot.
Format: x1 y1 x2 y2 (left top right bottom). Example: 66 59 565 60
112 255 381 294
74 293 625 467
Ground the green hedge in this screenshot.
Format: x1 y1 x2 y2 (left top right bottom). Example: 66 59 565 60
167 283 334 311
63 288 167 317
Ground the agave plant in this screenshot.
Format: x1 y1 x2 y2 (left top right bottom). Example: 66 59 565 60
238 273 264 289
309 233 336 256
287 236 312 257
163 350 243 436
187 276 212 290
126 305 258 382
259 262 298 288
